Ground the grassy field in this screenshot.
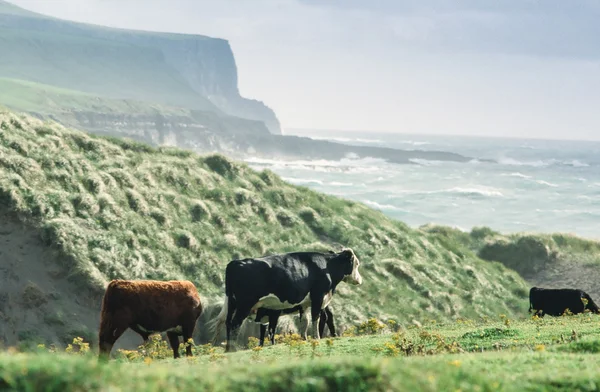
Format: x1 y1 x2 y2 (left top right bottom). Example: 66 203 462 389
3 314 600 391
0 25 216 111
0 78 189 115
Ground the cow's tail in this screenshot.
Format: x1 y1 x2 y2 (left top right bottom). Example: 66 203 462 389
208 295 229 345
583 293 600 314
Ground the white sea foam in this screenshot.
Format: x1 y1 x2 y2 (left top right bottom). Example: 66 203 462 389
363 200 407 212
244 156 387 174
308 136 383 144
398 140 431 146
409 158 445 166
503 172 532 179
282 177 323 186
498 157 590 168
535 180 558 187
443 187 504 197
329 181 354 187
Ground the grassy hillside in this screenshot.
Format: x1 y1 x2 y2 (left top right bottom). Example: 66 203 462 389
0 78 184 115
0 29 216 111
421 225 600 300
0 108 532 347
4 314 600 391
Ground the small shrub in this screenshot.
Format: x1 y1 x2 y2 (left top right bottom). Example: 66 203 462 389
204 154 239 177
83 176 104 195
174 230 198 250
247 336 259 349
22 282 47 309
125 189 149 215
276 209 297 227
65 337 90 355
190 201 211 222
356 318 386 335
298 207 320 225
149 208 169 227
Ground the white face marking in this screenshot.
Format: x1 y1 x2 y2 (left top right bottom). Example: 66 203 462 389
343 252 363 285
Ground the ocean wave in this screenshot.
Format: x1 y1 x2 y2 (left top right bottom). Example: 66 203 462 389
567 160 590 168
498 157 590 168
443 187 504 197
282 177 323 186
398 140 431 146
244 156 387 174
363 200 408 212
503 172 532 179
498 158 549 167
309 136 383 144
409 158 445 166
390 186 504 198
534 180 558 187
329 181 354 187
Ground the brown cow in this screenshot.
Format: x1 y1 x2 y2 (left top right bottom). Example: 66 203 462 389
98 279 203 360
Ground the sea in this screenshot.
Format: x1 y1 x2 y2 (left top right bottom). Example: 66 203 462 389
244 129 600 240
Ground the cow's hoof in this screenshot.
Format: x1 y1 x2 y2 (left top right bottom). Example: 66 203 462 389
225 345 238 353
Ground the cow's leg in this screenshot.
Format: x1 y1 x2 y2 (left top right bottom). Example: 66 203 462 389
98 311 129 361
259 324 268 347
309 294 324 339
181 314 197 357
227 303 253 353
268 312 279 345
225 295 237 352
325 307 336 337
167 332 181 359
299 308 309 340
318 309 328 338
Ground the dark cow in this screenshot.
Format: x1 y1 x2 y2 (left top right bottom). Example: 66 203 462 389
529 287 600 317
209 248 362 352
255 305 336 346
98 280 203 360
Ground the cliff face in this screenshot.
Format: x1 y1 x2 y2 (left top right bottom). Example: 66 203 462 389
108 32 282 134
0 1 281 134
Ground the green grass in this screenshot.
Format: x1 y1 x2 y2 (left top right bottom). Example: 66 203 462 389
0 108 530 331
0 78 188 115
6 314 600 391
0 29 216 111
421 224 600 285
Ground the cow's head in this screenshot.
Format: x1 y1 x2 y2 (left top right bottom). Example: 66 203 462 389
339 248 362 285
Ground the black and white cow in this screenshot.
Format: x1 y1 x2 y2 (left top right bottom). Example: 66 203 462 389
529 287 600 317
209 248 362 352
255 305 336 346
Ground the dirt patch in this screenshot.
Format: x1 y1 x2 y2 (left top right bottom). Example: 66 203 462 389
0 210 142 352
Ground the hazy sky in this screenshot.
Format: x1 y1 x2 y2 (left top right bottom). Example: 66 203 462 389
8 0 600 140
